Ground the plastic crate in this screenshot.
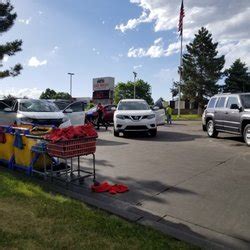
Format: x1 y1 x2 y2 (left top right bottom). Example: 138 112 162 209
47 137 96 158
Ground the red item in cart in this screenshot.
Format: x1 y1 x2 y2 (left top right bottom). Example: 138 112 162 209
45 124 97 142
91 182 129 194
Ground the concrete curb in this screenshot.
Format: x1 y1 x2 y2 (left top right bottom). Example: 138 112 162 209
1 167 250 250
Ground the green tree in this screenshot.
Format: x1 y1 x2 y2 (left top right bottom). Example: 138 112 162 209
55 92 71 100
223 59 250 93
40 88 57 99
0 0 23 79
182 27 225 114
40 88 72 100
114 79 153 105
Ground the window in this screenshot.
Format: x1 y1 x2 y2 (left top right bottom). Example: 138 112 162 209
216 97 226 108
226 97 239 108
0 101 8 111
118 101 149 111
207 98 217 108
68 102 84 112
240 95 250 109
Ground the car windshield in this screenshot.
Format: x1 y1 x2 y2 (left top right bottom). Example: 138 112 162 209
19 100 60 112
53 101 71 110
118 101 149 110
240 95 250 109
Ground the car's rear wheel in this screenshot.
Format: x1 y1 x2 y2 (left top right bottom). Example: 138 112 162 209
149 129 157 137
113 129 119 137
206 120 218 138
243 124 250 146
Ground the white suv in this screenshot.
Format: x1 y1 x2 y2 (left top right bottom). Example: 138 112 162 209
113 99 157 137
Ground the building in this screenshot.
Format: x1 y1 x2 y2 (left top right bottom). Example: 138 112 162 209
92 77 115 104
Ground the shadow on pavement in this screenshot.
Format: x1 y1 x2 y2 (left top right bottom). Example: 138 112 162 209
97 138 128 146
122 130 203 142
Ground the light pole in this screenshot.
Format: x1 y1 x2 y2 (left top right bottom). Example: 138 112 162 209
133 71 137 99
68 72 74 97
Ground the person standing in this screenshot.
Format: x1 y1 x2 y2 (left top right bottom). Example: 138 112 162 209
166 105 173 124
96 103 108 130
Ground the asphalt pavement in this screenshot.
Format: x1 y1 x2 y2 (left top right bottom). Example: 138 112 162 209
80 121 250 249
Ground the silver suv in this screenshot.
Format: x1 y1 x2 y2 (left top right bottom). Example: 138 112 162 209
202 93 250 146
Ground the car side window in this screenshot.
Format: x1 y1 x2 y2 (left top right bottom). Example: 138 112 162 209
13 102 18 112
0 101 8 111
216 97 226 108
68 102 84 112
226 97 239 108
207 98 217 109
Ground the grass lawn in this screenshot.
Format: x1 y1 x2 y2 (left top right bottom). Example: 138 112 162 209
172 114 201 121
0 171 197 250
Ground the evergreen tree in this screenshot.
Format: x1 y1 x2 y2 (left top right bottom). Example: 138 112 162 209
223 59 250 93
0 1 23 79
182 27 225 113
114 79 153 105
40 88 72 100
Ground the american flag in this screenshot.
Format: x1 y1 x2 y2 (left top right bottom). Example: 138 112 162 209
178 0 185 35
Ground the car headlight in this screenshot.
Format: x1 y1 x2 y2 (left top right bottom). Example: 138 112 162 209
147 114 155 119
116 115 125 120
62 116 70 122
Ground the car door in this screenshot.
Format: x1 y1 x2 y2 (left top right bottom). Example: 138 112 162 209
154 108 165 125
223 95 241 133
64 102 85 126
214 96 227 130
0 101 17 125
104 105 116 123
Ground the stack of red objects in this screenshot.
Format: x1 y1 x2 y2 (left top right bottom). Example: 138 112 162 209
44 124 97 142
91 181 129 195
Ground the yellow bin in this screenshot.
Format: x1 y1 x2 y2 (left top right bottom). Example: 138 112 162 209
0 133 14 163
14 135 52 170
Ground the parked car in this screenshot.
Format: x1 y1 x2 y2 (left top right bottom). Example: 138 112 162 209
202 93 250 146
85 104 116 124
113 99 158 137
53 100 86 126
0 99 75 127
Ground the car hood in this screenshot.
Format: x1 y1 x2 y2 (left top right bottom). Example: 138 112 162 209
18 111 65 119
115 110 154 116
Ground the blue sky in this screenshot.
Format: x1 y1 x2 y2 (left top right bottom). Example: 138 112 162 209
1 0 249 101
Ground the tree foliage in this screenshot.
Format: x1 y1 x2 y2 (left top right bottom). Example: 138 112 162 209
223 59 250 93
182 27 225 112
0 0 23 79
40 88 72 100
114 79 154 105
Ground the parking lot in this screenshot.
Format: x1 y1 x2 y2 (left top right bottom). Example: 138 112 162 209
83 120 250 248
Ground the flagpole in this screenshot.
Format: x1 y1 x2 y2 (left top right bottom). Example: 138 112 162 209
178 30 183 117
177 0 184 118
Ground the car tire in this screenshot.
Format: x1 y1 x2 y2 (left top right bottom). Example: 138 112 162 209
243 124 250 146
149 129 157 137
206 120 218 138
114 129 119 137
202 124 207 131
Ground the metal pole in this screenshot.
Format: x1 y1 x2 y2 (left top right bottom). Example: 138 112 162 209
178 21 183 118
133 71 137 99
68 72 74 97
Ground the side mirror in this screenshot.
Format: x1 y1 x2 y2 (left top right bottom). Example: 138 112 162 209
4 107 12 112
230 104 242 111
152 106 159 111
64 108 73 113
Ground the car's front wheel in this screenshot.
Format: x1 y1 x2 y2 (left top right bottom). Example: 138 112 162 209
206 120 218 138
243 124 250 146
149 129 157 137
113 129 119 137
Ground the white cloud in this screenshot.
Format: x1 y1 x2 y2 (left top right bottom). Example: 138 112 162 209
51 46 59 54
119 0 250 65
18 17 31 25
133 64 142 70
38 11 43 15
92 48 100 55
102 20 105 25
128 37 182 58
3 55 9 62
0 88 42 98
28 57 47 67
